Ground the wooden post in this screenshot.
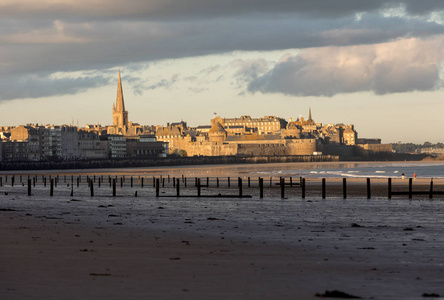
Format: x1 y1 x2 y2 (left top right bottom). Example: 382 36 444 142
162 178 165 188
409 178 413 199
93 175 96 183
259 177 264 198
238 177 242 197
153 176 155 188
77 177 79 187
44 177 46 187
50 179 54 197
120 177 123 188
176 178 180 197
206 177 209 187
280 177 285 199
0 176 2 186
90 181 94 197
197 178 201 197
248 177 250 188
113 179 116 197
12 176 14 187
195 177 198 187
141 177 144 188
322 178 326 199
168 175 170 183
366 178 371 199
156 179 160 197
184 177 187 187
270 177 272 187
131 176 133 188
290 177 293 187
429 179 434 199
301 178 306 199
33 177 35 187
70 185 73 197
228 177 230 188
343 178 347 199
388 178 392 199
27 179 31 196
173 177 176 188
216 177 219 188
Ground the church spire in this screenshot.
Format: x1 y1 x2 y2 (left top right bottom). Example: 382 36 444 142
116 70 125 112
308 107 312 121
112 71 129 128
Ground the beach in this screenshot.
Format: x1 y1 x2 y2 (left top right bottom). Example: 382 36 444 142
2 162 444 299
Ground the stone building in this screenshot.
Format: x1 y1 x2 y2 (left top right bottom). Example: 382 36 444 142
126 135 168 158
343 125 357 145
60 125 80 159
2 141 28 161
10 125 41 161
212 115 287 135
78 130 108 159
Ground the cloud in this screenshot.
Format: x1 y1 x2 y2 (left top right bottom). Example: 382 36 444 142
248 37 444 96
0 0 444 100
2 1 444 20
146 73 179 90
0 72 112 101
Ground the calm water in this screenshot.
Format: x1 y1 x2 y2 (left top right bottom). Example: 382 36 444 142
251 162 444 179
2 161 444 179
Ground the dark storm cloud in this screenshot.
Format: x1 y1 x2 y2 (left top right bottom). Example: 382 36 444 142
0 0 443 99
2 1 444 20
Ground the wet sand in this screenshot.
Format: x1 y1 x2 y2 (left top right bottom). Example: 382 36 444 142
2 185 444 299
1 163 444 299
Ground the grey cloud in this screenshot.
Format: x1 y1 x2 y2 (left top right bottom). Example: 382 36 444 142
146 74 179 90
2 1 444 20
0 73 112 101
1 0 444 100
248 37 444 96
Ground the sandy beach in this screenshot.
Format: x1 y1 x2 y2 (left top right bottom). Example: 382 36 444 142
2 189 444 299
2 163 444 299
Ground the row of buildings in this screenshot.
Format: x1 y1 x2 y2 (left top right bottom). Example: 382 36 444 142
0 124 167 162
0 72 392 162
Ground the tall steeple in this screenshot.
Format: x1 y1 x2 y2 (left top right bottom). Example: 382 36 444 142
308 107 312 121
115 70 125 112
113 71 129 128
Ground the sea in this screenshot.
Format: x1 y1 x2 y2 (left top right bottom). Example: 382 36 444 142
250 161 444 179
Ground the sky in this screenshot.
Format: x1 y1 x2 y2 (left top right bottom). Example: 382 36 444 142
1 0 444 144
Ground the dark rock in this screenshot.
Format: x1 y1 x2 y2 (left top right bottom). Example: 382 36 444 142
315 290 362 298
422 293 440 298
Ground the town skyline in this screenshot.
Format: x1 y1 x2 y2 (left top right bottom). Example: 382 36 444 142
1 1 444 144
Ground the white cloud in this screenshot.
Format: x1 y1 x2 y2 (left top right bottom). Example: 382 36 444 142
248 37 444 96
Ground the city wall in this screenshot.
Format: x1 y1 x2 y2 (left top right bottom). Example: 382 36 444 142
0 155 338 171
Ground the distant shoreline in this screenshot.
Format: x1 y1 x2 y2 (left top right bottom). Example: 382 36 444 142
0 152 431 171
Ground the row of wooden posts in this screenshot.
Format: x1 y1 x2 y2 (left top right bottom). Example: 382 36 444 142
0 174 439 199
